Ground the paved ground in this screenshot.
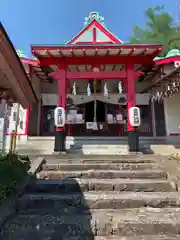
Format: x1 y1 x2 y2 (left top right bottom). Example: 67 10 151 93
154 155 180 187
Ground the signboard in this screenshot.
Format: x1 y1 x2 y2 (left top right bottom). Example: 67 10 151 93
86 122 98 130
129 107 141 127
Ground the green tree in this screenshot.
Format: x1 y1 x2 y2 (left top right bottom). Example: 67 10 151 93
130 5 180 56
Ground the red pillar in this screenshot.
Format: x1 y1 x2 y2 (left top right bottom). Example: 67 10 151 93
57 66 66 108
66 79 71 136
54 65 67 152
126 61 139 152
127 62 136 131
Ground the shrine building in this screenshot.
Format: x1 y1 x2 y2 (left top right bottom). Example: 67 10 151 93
6 12 180 153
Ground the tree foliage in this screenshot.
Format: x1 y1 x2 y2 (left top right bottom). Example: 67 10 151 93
130 5 180 56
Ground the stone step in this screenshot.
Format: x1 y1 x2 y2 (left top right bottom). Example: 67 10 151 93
94 237 180 240
42 163 159 171
71 144 129 148
2 208 180 237
27 179 177 193
17 192 180 211
48 236 180 240
79 149 129 155
44 156 154 164
37 170 167 180
2 234 180 240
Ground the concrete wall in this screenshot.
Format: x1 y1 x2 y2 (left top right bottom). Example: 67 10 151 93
41 80 58 94
31 74 41 100
28 103 39 136
164 92 180 135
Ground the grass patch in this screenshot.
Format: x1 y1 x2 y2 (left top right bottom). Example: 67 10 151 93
169 153 180 161
0 153 30 203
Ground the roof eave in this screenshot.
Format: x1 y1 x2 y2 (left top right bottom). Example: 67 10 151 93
155 56 180 65
0 23 38 105
31 43 163 49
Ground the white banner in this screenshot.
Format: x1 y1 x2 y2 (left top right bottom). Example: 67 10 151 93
6 104 28 135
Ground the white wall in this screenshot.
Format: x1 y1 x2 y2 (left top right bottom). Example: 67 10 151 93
42 93 150 106
41 78 152 95
164 92 180 135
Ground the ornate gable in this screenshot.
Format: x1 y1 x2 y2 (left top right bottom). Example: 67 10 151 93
68 12 123 44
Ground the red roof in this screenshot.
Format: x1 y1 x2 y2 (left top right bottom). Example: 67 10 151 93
30 12 163 82
68 19 122 44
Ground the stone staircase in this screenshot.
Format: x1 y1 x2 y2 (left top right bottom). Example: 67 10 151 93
1 154 180 239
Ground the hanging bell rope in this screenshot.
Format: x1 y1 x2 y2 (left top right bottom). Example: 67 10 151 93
159 92 163 102
72 82 76 95
87 82 91 96
150 89 156 102
104 81 108 96
150 93 154 102
118 81 122 94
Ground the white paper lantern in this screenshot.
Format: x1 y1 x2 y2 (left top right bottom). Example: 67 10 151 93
129 106 141 127
54 107 66 127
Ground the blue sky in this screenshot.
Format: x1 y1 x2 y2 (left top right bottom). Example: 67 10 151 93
0 0 177 57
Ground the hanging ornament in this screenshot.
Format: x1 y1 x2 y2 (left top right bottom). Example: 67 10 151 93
87 82 91 96
104 81 108 96
118 81 122 94
72 82 76 95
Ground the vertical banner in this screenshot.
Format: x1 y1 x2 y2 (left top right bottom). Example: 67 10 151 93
6 104 28 135
0 118 4 143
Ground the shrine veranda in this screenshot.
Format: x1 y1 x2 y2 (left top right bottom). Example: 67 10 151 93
5 12 180 151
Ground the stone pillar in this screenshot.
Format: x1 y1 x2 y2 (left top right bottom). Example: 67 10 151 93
54 66 67 152
126 61 139 152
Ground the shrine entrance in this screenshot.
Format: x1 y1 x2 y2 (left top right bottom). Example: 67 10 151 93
85 101 106 122
97 101 106 122
84 100 106 136
32 44 163 152
85 101 94 122
32 44 163 151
